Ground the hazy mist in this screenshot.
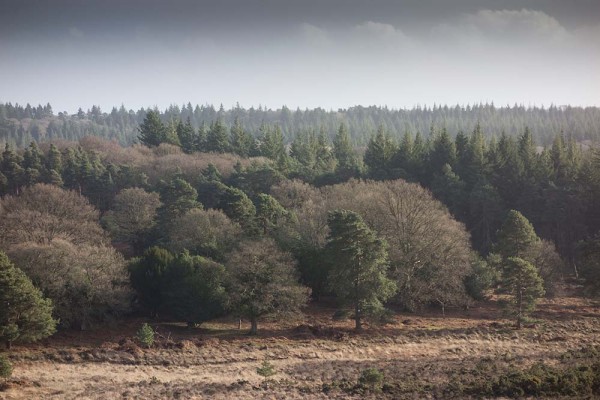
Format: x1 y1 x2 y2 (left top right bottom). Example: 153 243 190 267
1 0 598 113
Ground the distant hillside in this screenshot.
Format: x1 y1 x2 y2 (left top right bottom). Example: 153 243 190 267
2 102 599 148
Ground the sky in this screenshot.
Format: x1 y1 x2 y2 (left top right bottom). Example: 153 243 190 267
0 0 599 113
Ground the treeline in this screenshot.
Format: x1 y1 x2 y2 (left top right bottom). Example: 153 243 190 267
1 109 600 347
2 101 600 148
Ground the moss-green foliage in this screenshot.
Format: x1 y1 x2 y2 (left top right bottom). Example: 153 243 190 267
0 354 11 379
136 323 154 348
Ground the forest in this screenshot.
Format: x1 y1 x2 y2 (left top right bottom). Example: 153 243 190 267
2 101 600 148
1 104 600 398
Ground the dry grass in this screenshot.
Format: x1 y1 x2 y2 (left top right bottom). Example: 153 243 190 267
2 294 600 399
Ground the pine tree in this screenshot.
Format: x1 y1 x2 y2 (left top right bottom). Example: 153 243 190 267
255 193 287 235
158 177 200 224
138 110 166 147
428 127 457 181
217 186 257 234
503 257 544 329
0 251 56 349
162 252 228 326
176 118 195 154
496 210 539 259
364 125 397 180
230 117 251 157
206 118 230 153
325 209 396 330
128 247 174 317
333 123 358 175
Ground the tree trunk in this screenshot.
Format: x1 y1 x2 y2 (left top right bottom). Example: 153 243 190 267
516 286 523 329
250 316 258 335
355 304 362 331
238 318 242 330
6 341 11 350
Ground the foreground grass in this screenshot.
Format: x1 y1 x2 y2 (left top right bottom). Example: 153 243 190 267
1 295 600 399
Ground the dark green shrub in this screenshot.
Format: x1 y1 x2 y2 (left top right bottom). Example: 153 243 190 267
136 323 154 348
358 368 385 392
0 355 11 380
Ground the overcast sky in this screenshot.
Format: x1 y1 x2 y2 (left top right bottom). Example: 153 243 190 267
0 0 598 113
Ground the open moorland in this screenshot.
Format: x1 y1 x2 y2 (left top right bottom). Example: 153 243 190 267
3 289 600 400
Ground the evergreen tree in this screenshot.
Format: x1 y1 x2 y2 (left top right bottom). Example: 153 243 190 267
496 210 539 259
162 252 228 326
333 123 358 176
158 177 200 224
128 247 174 317
364 125 397 180
138 110 166 147
428 127 457 179
217 186 257 234
325 209 396 330
230 117 252 157
255 193 288 235
206 118 230 153
503 257 544 329
176 118 195 154
22 141 42 171
259 124 287 168
0 251 56 349
194 123 208 152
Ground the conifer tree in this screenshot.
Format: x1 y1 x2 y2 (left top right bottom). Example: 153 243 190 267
496 210 539 259
230 117 252 157
128 247 174 317
364 125 397 180
503 257 544 329
138 110 166 147
176 118 195 154
206 118 230 153
325 209 396 330
0 251 56 349
333 123 358 175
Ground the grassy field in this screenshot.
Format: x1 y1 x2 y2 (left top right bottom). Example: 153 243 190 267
2 291 600 399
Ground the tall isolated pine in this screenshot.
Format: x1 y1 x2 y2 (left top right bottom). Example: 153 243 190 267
503 257 544 329
0 251 56 349
326 209 396 331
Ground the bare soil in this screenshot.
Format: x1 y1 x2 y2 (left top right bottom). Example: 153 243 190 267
2 293 600 399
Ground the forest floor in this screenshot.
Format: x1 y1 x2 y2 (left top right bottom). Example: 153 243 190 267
2 288 600 399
